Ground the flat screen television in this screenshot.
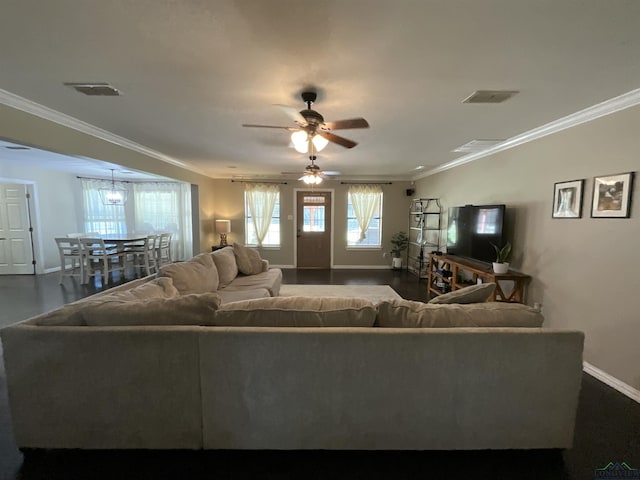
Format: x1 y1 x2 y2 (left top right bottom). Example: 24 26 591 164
446 204 506 263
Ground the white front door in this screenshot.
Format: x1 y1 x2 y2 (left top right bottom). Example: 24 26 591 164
0 183 34 274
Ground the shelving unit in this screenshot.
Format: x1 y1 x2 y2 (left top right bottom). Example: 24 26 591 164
427 254 531 303
407 198 442 279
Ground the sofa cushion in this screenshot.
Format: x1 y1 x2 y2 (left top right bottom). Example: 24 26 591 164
376 300 544 328
31 304 88 326
29 278 180 327
100 277 179 301
233 243 264 275
428 282 496 304
81 293 222 326
210 247 238 288
213 296 377 327
224 268 282 297
158 253 219 294
217 288 271 304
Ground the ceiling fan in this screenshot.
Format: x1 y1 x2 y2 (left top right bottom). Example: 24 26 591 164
242 91 369 152
281 156 340 185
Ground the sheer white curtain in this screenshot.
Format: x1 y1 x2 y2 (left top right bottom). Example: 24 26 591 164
81 179 127 234
348 184 382 241
133 182 192 261
246 183 279 246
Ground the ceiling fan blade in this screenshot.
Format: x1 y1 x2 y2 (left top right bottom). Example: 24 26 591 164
242 124 298 130
317 131 358 149
274 104 308 126
322 118 370 130
322 170 341 176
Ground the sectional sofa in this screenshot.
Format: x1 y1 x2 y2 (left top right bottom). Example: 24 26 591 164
0 247 585 451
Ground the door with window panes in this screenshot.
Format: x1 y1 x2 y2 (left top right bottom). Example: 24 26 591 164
296 191 331 268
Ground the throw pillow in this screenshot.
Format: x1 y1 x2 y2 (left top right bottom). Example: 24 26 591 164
210 247 238 288
213 296 377 327
82 292 222 326
233 243 264 275
428 282 496 304
376 299 544 328
158 253 219 294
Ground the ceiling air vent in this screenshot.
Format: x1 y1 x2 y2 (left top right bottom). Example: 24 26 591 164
453 139 504 153
5 145 31 150
64 82 121 96
462 90 518 104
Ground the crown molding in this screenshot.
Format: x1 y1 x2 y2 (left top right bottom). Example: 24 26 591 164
0 88 209 178
415 88 640 180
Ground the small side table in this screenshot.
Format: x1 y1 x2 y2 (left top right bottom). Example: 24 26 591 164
211 245 227 252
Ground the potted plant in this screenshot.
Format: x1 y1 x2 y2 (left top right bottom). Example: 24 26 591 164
491 241 511 274
390 231 409 269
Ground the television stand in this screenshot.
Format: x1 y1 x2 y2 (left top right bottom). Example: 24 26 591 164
427 254 531 303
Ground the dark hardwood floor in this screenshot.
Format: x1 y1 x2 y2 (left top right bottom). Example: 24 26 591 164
0 269 638 480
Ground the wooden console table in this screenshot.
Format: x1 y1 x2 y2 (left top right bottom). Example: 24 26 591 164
427 254 531 303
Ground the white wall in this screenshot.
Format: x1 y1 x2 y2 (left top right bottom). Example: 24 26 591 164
415 104 640 391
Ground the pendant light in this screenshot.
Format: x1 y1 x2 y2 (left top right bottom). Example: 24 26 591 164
99 169 128 205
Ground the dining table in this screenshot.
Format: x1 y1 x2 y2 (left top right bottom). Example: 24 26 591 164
98 233 150 242
96 234 150 250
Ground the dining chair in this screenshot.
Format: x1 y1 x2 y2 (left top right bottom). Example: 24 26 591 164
125 235 158 277
54 237 85 284
78 237 126 286
155 232 172 267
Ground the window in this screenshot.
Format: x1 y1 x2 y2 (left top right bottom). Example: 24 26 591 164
245 184 280 246
81 179 127 234
80 178 193 260
133 182 193 260
302 195 326 232
347 185 383 247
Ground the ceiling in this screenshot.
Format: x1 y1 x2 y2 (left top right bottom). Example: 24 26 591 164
1 0 640 182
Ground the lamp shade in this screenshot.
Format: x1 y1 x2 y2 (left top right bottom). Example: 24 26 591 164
215 219 231 233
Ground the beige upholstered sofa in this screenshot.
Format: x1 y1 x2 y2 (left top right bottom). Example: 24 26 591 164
155 245 282 304
1 252 584 452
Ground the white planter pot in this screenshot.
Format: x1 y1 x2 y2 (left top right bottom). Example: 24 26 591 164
392 257 403 269
492 262 509 274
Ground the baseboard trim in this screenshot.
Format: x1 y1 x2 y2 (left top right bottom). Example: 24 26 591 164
331 265 392 270
583 361 640 404
276 265 391 270
43 266 60 274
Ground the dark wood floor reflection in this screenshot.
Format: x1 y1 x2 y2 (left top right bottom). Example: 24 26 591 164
0 269 638 480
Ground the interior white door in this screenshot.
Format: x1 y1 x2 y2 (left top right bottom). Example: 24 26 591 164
0 183 34 274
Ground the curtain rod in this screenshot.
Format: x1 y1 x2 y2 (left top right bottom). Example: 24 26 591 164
340 181 393 185
76 176 180 184
231 180 288 185
77 175 132 184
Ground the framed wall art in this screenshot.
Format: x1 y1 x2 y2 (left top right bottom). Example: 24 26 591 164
552 179 584 218
591 172 634 218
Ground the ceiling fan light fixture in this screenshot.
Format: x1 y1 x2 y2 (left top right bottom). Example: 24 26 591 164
291 131 329 154
312 134 329 152
291 131 309 153
302 174 323 185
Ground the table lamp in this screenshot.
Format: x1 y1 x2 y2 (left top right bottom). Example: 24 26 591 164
215 219 231 246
